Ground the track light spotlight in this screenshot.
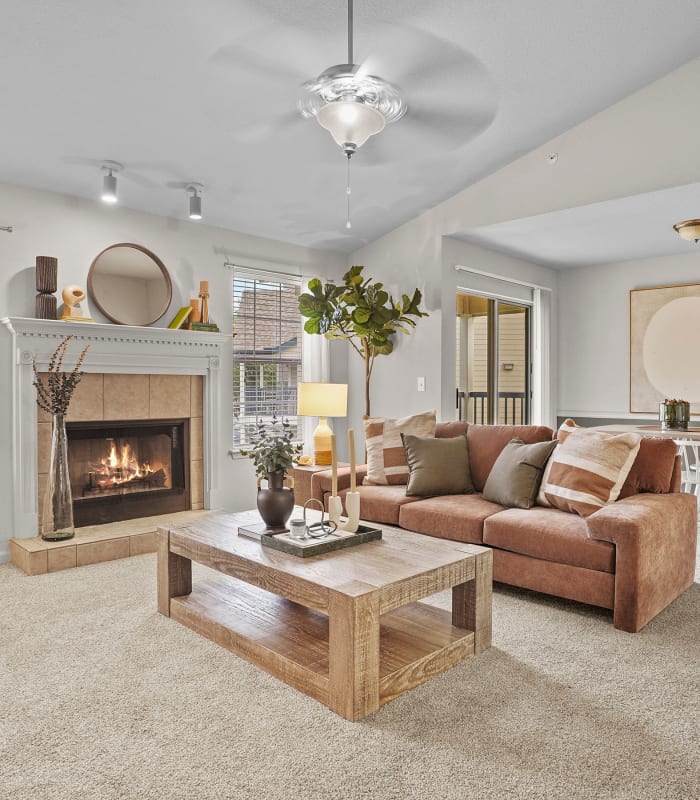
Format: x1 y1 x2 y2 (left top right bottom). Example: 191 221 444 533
186 184 204 220
100 161 122 204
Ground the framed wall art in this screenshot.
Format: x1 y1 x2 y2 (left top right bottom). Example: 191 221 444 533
630 282 700 413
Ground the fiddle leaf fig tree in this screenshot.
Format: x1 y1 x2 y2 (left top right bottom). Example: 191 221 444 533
299 265 428 417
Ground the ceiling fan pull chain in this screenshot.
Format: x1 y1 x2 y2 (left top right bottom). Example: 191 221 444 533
346 156 352 230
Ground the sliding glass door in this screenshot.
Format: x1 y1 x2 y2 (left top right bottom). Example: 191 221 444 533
456 292 531 425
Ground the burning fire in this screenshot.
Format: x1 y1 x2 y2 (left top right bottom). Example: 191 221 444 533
92 440 155 488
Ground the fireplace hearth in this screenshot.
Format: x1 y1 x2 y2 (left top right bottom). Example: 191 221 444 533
67 419 190 526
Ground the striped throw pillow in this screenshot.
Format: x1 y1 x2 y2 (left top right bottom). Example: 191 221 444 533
539 428 641 517
537 418 580 507
363 411 437 485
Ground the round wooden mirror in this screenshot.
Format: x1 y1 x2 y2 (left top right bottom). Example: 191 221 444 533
87 243 172 326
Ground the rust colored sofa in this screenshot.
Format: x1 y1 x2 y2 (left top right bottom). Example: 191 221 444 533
311 422 697 632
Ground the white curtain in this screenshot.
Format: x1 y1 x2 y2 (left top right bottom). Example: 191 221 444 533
532 288 554 428
301 276 331 450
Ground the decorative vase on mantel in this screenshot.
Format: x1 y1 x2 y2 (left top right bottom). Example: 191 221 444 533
256 470 295 531
42 412 75 541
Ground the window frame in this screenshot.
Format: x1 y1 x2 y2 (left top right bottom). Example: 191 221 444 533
231 267 304 455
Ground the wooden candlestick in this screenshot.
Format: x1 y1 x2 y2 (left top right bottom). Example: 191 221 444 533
331 434 338 497
189 298 201 323
199 280 210 324
348 428 356 492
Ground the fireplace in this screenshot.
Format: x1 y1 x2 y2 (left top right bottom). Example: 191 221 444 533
67 419 190 526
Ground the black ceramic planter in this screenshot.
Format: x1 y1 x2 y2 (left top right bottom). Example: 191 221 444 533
257 470 294 530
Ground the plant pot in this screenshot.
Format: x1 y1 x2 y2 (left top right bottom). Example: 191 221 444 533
660 401 690 431
257 470 295 530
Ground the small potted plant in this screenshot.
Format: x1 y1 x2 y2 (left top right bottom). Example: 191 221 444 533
240 416 303 530
660 398 690 431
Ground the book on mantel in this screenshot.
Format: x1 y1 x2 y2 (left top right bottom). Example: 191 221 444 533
185 321 220 332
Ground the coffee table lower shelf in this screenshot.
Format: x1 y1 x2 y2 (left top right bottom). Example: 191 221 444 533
169 574 476 713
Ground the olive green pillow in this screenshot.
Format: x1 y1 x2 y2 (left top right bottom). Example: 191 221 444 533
401 433 474 497
482 438 557 509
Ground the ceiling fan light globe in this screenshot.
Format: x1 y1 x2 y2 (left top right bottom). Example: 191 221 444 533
317 100 385 149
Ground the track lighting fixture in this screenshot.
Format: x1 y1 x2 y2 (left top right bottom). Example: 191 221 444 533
100 161 122 204
187 183 204 220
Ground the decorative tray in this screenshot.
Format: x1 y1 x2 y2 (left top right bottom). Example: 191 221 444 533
260 524 382 558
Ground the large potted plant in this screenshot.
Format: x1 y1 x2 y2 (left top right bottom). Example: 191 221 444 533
240 416 303 530
299 266 428 417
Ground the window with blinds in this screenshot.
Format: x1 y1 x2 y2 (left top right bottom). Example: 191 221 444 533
232 270 303 451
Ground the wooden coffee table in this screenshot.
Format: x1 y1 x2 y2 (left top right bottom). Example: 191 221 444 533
157 510 492 721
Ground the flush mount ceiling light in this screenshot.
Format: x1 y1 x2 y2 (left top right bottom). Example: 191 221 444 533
186 183 204 220
673 219 700 243
297 0 407 229
100 161 122 204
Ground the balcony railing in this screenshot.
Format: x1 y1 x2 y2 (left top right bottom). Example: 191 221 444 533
458 390 527 425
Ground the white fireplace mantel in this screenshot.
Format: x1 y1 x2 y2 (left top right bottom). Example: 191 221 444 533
2 317 230 540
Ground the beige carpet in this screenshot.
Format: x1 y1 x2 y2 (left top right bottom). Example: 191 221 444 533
1 556 698 800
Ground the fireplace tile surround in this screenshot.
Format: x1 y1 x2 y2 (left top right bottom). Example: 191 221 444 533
1 317 230 563
37 373 203 530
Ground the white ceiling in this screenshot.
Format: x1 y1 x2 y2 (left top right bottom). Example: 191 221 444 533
455 183 700 269
2 0 700 253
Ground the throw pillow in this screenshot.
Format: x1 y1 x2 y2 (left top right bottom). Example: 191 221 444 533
482 438 558 509
363 410 437 485
618 437 678 498
536 418 580 507
539 429 642 517
401 433 474 496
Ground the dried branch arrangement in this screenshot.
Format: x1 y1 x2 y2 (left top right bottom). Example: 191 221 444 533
33 336 90 415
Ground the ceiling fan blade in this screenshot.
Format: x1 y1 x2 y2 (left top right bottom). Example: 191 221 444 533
211 42 308 86
231 110 302 143
406 101 498 144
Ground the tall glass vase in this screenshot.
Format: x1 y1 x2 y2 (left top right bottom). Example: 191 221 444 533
42 412 75 541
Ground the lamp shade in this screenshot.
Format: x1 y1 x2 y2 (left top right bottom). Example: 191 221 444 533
297 382 348 418
316 101 385 149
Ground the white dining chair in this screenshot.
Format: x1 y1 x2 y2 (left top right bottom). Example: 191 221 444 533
673 439 700 496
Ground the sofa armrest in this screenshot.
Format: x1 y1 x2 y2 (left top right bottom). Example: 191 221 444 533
586 493 697 632
310 466 369 505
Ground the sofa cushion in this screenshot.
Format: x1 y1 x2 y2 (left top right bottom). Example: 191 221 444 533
336 485 421 526
466 424 554 492
539 429 641 517
483 507 615 573
482 438 557 508
618 437 678 498
435 421 469 438
402 433 474 496
363 410 436 486
398 494 505 544
536 418 581 505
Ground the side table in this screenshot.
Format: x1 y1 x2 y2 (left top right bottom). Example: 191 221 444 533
291 462 349 506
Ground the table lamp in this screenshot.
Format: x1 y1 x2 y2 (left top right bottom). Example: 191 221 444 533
297 382 348 465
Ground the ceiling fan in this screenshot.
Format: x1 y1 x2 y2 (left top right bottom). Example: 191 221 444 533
297 0 407 228
209 2 497 231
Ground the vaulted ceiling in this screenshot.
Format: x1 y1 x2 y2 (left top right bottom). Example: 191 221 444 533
2 0 700 252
